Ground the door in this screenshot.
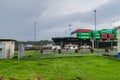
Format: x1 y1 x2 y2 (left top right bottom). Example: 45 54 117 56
0 43 5 59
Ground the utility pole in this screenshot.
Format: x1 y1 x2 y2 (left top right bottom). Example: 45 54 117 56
34 21 37 41
69 24 72 37
65 29 67 37
94 10 97 32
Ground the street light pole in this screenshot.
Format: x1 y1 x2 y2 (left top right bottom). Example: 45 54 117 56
94 10 97 32
94 10 97 48
68 24 72 37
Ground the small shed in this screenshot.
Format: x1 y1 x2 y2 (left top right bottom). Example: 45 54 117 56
0 39 16 59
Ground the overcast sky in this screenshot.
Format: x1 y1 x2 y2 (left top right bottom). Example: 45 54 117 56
0 0 120 41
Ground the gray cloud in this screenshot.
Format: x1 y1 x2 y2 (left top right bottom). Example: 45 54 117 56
1 0 120 41
0 0 49 40
40 0 120 36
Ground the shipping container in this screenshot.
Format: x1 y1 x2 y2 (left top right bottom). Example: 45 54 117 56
92 30 100 33
93 33 100 36
100 30 108 34
100 29 114 34
92 30 100 39
101 34 107 39
115 34 117 39
102 29 113 31
113 28 117 32
93 35 101 39
77 32 91 36
108 34 114 39
113 30 117 35
76 29 91 33
77 36 91 39
113 30 117 39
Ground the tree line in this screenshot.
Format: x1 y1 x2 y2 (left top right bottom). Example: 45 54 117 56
15 40 54 46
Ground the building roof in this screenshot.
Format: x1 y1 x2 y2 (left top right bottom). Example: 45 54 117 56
0 39 16 41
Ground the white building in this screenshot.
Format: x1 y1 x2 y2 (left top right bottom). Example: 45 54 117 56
52 45 61 50
0 39 16 59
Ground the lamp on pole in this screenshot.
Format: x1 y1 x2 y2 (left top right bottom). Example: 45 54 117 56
94 10 97 32
94 9 97 48
68 24 72 37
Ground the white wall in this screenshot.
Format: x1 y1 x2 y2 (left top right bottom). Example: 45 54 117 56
117 28 120 52
0 41 15 59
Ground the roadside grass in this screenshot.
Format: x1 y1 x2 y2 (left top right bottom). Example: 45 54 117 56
0 50 120 80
